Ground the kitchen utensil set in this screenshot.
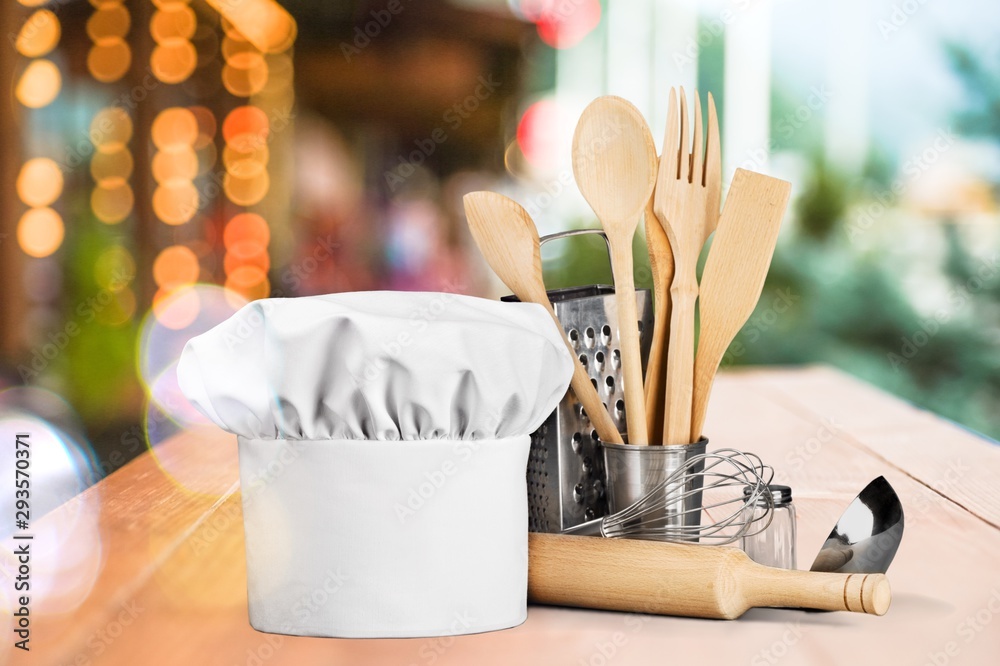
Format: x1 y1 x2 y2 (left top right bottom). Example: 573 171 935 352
467 87 789 449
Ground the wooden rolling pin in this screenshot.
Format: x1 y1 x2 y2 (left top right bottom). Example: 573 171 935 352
528 533 891 619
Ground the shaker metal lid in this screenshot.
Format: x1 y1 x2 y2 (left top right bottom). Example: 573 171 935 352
744 484 793 506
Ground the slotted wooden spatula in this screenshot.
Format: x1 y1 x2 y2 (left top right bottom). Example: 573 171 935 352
464 191 623 445
689 168 791 442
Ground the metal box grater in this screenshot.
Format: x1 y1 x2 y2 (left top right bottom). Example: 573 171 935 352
502 230 653 533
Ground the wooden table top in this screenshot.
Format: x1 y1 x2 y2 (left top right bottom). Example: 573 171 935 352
8 366 1000 666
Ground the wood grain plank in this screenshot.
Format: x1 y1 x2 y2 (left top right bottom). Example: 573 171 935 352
6 427 240 666
13 367 1000 666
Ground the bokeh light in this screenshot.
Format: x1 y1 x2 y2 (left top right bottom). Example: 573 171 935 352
153 245 200 290
152 179 200 225
15 59 61 109
223 170 269 206
516 98 562 170
139 284 246 388
17 158 63 208
91 180 134 224
15 10 61 58
152 107 198 149
86 3 131 41
209 0 297 54
151 37 198 84
222 60 269 97
90 149 134 185
94 245 136 292
152 145 199 183
223 105 269 149
17 208 64 258
152 286 201 331
151 5 197 41
90 107 133 153
224 265 270 303
224 212 270 249
87 37 132 83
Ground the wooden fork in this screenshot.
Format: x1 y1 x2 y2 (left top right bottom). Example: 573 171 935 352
653 88 722 445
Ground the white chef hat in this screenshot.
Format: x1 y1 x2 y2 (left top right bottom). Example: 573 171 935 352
177 291 572 638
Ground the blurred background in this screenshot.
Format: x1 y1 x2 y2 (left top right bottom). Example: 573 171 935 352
1 0 999 517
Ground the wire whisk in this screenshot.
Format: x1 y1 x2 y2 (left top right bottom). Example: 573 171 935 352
563 448 774 545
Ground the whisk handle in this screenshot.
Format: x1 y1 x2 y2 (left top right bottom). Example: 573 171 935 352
560 519 605 536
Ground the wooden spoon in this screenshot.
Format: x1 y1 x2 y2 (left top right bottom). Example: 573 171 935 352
643 194 673 445
689 168 791 441
463 191 623 445
572 96 658 445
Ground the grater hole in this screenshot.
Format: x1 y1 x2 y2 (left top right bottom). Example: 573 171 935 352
573 483 584 503
612 349 621 367
579 354 588 367
601 324 612 344
615 399 625 413
591 378 598 390
605 375 615 392
584 327 596 348
568 328 579 348
572 432 582 453
637 320 644 334
591 429 599 441
595 351 605 370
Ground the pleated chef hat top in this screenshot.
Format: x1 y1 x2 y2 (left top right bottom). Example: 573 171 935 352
177 291 574 441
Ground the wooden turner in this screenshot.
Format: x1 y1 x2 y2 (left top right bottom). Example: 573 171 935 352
529 533 891 619
464 191 623 445
689 168 791 442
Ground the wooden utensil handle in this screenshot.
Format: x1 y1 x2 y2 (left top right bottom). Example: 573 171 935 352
742 564 891 616
609 244 648 445
548 308 623 445
528 533 891 620
663 287 696 445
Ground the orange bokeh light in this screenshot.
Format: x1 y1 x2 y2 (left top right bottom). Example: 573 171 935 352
16 59 61 109
225 266 270 303
90 149 134 185
150 5 197 42
91 107 133 153
223 170 270 206
223 106 269 147
223 213 270 250
152 107 199 149
153 286 201 331
222 60 269 97
151 38 198 84
207 0 297 54
152 145 199 183
91 180 135 225
224 242 270 275
86 4 131 41
16 10 61 58
17 208 64 258
88 38 132 84
153 245 200 289
152 180 199 225
17 158 64 208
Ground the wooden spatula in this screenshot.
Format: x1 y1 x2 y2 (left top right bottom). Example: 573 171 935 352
572 96 658 445
689 168 791 442
463 191 623 445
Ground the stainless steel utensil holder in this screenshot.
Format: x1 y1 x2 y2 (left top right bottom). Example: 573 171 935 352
504 229 653 533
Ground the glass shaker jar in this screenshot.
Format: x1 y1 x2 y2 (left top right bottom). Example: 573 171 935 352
741 485 796 569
